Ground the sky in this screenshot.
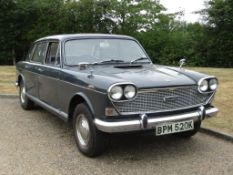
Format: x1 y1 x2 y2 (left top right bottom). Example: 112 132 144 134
160 0 207 23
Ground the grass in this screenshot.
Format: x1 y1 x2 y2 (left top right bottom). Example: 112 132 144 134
0 66 232 135
0 66 17 94
189 67 233 135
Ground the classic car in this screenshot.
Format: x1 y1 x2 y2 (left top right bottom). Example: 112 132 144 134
16 34 219 157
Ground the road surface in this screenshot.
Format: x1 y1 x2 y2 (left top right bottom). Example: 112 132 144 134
0 98 232 175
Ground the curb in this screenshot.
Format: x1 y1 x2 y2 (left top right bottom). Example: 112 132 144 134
200 127 233 143
0 94 18 99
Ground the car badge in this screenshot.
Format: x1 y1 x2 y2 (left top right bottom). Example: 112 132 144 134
163 95 179 103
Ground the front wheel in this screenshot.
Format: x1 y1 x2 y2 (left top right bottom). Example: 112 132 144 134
73 103 107 157
175 121 201 138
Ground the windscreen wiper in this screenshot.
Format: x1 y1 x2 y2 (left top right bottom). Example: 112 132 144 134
93 59 126 65
67 59 128 66
130 57 151 64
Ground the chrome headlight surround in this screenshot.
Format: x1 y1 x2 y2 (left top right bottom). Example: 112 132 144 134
198 77 218 93
108 83 137 101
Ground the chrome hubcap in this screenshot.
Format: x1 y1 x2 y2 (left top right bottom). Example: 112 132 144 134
76 114 90 147
21 86 26 103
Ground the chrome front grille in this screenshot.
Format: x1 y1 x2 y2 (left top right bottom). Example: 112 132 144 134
113 86 213 115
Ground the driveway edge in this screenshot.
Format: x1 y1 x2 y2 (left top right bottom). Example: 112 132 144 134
200 127 233 143
0 94 18 99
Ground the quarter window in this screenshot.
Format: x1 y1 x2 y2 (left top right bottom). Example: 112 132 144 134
31 42 47 63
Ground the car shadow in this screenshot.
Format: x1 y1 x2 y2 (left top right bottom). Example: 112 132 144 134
101 132 200 160
25 106 207 161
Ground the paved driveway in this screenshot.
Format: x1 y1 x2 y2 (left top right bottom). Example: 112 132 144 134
0 98 232 175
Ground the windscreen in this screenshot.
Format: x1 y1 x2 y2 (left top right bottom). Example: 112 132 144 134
64 39 147 65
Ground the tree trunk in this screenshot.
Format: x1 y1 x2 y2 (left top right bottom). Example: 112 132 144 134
12 49 16 65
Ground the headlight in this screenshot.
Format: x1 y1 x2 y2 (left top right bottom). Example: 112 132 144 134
209 79 218 90
199 79 208 92
124 85 136 99
109 85 123 100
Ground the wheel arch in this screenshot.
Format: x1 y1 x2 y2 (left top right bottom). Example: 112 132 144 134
17 74 25 86
68 92 95 122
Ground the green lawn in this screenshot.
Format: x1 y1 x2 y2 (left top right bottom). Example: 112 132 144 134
189 67 233 135
0 66 17 94
0 66 232 135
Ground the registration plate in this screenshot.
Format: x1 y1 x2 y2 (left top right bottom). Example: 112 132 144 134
155 120 194 136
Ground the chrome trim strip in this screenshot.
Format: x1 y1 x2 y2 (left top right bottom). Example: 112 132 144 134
26 93 68 122
138 85 197 93
94 107 218 133
23 61 61 70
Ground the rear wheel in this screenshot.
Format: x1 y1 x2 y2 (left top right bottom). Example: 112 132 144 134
19 80 34 110
73 103 107 157
175 121 201 138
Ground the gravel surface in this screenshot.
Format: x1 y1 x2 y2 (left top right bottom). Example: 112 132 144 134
0 98 233 175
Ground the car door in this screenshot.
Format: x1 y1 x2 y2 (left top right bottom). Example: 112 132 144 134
37 41 61 109
25 42 47 98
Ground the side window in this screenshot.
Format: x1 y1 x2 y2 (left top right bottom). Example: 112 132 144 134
45 42 60 66
31 42 47 63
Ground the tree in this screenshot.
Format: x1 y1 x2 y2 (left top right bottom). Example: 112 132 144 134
0 0 232 67
204 0 233 67
0 0 18 64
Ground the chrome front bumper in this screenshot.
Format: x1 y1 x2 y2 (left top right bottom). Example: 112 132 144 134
94 106 219 133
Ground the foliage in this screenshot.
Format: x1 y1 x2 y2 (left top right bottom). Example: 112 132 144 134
0 0 232 67
204 0 233 67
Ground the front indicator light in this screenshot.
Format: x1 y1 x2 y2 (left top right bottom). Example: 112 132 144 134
105 107 118 116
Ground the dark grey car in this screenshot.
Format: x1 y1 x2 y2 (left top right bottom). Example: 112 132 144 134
16 34 219 157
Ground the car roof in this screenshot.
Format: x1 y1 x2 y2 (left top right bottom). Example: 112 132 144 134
35 33 135 42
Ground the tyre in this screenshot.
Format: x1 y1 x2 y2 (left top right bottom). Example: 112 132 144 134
19 80 34 110
175 121 201 138
73 103 107 157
